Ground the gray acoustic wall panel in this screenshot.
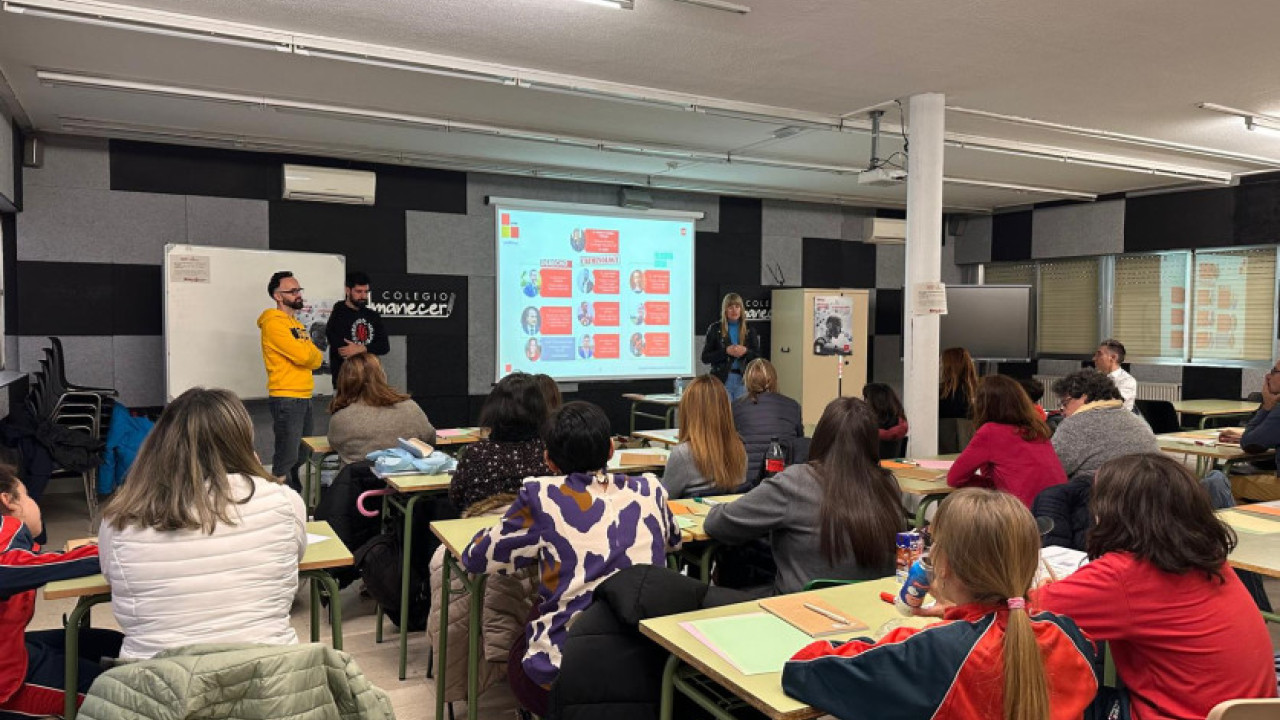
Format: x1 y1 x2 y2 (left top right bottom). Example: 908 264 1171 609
23 135 110 191
940 235 964 285
1037 358 1082 376
648 189 719 232
1241 367 1265 401
953 215 993 265
0 109 13 206
383 335 408 397
762 200 842 239
761 235 802 287
468 173 617 216
4 337 16 373
406 211 494 278
1129 363 1183 384
17 185 185 264
17 335 115 389
1031 200 1124 259
112 335 164 407
876 244 906 289
873 334 904 394
185 196 269 249
840 208 872 241
468 276 496 395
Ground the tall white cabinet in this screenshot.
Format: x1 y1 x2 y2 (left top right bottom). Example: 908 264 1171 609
770 288 870 428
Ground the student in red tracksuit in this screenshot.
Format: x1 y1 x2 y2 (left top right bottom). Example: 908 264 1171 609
783 489 1098 720
1034 454 1277 720
0 465 122 719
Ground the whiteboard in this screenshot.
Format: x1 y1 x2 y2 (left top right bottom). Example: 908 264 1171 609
164 244 345 402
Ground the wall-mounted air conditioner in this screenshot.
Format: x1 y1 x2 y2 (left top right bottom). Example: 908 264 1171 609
282 164 376 205
865 217 907 244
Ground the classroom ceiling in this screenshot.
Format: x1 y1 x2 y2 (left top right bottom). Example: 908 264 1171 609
3 0 1280 211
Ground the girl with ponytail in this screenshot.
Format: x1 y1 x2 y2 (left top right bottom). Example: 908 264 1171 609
783 489 1099 720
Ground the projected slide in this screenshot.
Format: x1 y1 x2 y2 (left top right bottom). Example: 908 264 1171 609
494 200 697 382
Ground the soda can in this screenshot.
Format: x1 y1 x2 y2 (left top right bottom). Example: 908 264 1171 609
895 531 922 581
898 558 932 613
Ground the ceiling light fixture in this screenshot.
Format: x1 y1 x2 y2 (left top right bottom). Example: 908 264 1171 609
3 0 292 51
573 0 634 9
1197 102 1280 136
667 0 750 14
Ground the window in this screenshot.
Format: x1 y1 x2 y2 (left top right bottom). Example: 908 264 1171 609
983 263 1035 286
1111 252 1189 360
1037 259 1099 355
1190 247 1277 362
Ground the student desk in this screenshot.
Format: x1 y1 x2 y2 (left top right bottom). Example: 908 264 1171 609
429 496 721 720
889 456 959 528
301 429 481 509
639 576 929 720
1156 429 1273 476
609 446 671 473
1221 508 1280 623
369 468 452 680
43 521 352 720
634 427 681 446
670 495 740 582
1173 400 1259 429
623 393 681 434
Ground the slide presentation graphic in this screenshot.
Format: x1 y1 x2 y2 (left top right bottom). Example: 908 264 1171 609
495 202 696 382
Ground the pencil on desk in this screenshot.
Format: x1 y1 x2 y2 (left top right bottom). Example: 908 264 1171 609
803 602 851 626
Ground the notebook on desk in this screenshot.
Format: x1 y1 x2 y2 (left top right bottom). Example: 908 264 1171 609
758 594 868 638
681 613 815 675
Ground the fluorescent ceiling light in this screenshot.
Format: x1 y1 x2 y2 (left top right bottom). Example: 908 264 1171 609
1246 116 1280 135
3 0 292 51
574 0 634 8
1197 102 1280 137
668 0 750 13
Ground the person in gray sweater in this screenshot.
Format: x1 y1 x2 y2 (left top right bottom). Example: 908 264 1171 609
661 376 748 499
703 396 903 595
327 354 435 465
1050 370 1157 483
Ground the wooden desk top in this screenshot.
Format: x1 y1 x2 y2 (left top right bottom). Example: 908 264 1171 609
434 427 486 446
1222 509 1280 578
670 495 741 543
888 455 957 497
382 472 453 494
608 447 670 473
44 521 353 601
302 436 333 454
1157 430 1274 461
1173 400 1259 416
622 393 682 406
639 576 928 720
633 428 680 446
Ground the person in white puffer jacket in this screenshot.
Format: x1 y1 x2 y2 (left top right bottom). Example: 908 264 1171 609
96 387 307 660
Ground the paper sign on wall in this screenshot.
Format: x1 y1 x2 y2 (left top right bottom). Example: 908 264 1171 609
913 282 948 316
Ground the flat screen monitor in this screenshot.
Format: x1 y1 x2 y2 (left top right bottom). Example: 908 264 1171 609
938 284 1033 361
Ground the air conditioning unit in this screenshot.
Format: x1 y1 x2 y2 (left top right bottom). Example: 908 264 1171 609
282 164 376 205
865 217 907 244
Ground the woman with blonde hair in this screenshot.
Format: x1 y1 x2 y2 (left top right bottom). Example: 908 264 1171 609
701 292 761 402
327 353 435 466
784 488 1098 720
938 346 979 453
662 375 748 498
732 359 803 483
97 388 307 659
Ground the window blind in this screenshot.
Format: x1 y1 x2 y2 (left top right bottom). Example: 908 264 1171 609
983 263 1035 286
1112 253 1189 359
1038 259 1099 355
1191 247 1277 362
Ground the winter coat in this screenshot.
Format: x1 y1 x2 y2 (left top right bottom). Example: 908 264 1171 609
732 391 804 484
1032 477 1093 551
76 643 395 720
425 495 538 704
700 321 762 383
547 565 748 720
99 403 153 496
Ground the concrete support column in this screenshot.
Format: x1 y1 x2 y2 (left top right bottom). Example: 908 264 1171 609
902 92 945 457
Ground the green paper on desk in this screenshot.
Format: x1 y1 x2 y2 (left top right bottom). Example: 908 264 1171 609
1221 510 1280 535
675 516 697 529
681 612 815 675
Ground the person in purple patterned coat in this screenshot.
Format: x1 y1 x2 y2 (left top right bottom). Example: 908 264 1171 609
460 402 681 715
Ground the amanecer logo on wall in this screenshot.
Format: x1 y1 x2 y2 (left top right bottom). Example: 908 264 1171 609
368 273 469 336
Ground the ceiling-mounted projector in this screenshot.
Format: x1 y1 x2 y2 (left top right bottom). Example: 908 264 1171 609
857 167 908 187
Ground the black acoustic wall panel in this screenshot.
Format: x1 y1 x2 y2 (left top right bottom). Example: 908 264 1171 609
801 238 876 289
269 201 407 274
111 264 163 336
15 261 114 335
1125 188 1234 252
1181 365 1242 401
1 212 15 331
1234 179 1280 246
719 196 763 235
695 231 761 323
996 361 1038 379
874 288 903 335
406 333 468 398
110 140 467 213
991 211 1033 262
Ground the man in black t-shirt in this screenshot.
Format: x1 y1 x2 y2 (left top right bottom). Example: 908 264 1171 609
325 271 390 382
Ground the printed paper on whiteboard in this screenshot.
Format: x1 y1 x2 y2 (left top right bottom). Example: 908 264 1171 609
169 254 211 284
913 282 948 316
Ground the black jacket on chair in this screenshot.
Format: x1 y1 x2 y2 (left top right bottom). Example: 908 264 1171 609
733 391 804 484
1032 477 1094 551
547 565 747 720
701 322 762 383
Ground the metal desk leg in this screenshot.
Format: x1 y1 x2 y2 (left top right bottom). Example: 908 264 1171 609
62 593 110 720
1263 610 1279 624
915 493 946 529
464 566 488 720
301 569 343 650
386 492 427 680
698 543 718 584
658 654 679 720
629 401 639 435
435 554 452 720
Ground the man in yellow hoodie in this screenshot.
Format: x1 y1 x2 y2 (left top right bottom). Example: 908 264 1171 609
258 271 324 491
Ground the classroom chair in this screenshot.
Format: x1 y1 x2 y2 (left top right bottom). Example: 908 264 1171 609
1205 698 1280 720
1134 399 1181 434
802 577 870 591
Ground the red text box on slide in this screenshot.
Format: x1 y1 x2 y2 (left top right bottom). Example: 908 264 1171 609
541 307 573 335
644 333 670 357
594 334 620 359
584 229 620 253
644 270 670 295
539 268 573 298
644 302 670 326
593 270 620 295
594 302 621 326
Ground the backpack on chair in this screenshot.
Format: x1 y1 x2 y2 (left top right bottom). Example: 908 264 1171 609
354 531 430 632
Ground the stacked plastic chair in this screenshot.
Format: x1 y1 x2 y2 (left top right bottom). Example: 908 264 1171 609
24 337 117 525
